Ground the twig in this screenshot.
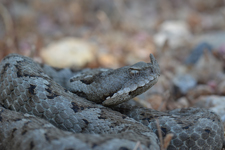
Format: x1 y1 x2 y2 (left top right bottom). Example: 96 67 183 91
133 141 143 150
163 133 173 149
156 119 164 150
158 90 170 111
156 119 173 150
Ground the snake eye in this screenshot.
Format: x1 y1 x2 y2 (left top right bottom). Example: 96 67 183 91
149 67 154 73
129 69 140 77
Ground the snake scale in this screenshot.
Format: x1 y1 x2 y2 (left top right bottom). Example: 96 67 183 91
0 53 223 150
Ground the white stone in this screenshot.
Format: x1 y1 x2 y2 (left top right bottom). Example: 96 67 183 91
40 38 96 68
154 20 192 49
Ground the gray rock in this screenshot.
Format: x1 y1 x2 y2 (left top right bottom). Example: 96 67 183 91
185 42 213 65
173 74 197 95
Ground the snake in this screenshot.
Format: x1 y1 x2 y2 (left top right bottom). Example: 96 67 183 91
0 53 223 150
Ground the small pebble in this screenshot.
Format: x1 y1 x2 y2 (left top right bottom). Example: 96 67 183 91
173 74 197 95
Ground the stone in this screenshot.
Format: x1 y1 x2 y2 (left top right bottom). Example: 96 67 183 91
187 85 214 103
176 97 189 108
173 74 197 95
190 50 223 83
154 20 191 49
185 42 213 65
40 38 96 68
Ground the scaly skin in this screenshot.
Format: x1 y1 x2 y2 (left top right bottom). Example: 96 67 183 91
0 54 160 150
0 106 154 150
0 53 223 150
113 100 224 150
42 54 160 106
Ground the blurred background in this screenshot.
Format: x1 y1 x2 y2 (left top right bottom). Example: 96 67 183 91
1 0 225 126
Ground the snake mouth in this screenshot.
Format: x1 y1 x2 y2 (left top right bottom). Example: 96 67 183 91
103 75 158 105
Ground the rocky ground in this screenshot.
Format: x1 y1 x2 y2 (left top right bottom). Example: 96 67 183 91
1 0 225 144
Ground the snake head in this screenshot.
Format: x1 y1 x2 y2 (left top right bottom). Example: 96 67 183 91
102 54 160 106
68 54 160 106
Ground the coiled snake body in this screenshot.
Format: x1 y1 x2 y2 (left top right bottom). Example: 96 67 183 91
0 54 223 150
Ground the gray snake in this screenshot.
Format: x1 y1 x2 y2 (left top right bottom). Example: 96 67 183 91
0 54 223 150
